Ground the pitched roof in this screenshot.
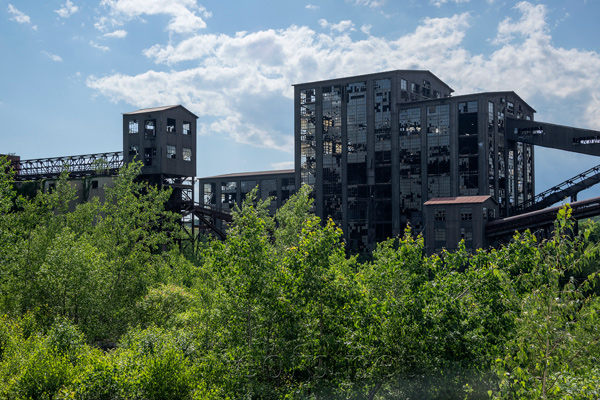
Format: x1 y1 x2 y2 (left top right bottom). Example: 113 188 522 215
424 196 495 205
198 169 295 180
123 105 198 118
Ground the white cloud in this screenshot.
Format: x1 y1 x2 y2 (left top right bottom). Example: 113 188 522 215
42 51 63 62
431 0 471 6
361 24 372 35
271 161 294 170
318 19 355 32
7 4 37 30
55 0 79 18
103 29 128 38
306 4 319 10
493 1 547 45
348 0 386 7
87 2 600 152
89 41 110 51
98 0 209 34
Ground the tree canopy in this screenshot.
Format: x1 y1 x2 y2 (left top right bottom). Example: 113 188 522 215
0 157 599 399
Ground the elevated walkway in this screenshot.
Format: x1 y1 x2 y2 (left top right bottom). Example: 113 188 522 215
487 196 600 239
11 152 123 180
514 163 600 214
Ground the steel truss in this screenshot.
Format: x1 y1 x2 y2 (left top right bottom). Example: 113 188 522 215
12 151 123 180
514 163 600 214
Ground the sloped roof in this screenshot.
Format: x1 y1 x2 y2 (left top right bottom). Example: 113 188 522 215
424 196 495 205
198 169 295 180
123 105 198 118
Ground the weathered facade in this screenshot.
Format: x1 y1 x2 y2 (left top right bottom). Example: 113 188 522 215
294 71 538 251
123 105 197 182
198 169 296 231
424 196 499 254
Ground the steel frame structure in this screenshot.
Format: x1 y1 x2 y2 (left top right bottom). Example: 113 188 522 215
12 152 123 180
514 163 600 214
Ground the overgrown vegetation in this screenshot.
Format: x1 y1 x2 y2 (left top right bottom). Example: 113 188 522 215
0 157 599 399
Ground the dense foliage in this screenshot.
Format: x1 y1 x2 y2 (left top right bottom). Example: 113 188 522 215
0 157 599 399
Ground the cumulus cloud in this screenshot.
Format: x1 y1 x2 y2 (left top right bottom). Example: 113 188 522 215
55 0 79 18
98 0 210 34
89 41 110 51
42 51 63 62
306 4 319 10
87 1 600 152
104 29 127 38
493 1 548 44
7 4 37 30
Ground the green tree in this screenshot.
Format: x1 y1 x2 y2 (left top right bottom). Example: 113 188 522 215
493 206 600 399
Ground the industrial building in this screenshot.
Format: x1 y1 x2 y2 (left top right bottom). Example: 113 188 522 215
290 70 600 253
9 70 600 254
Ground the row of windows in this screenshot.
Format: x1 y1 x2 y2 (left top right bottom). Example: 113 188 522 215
128 145 192 161
128 119 192 136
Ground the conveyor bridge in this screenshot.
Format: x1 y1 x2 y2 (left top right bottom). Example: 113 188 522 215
487 196 600 240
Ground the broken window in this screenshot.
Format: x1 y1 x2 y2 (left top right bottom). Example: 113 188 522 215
400 107 421 136
507 101 515 115
239 180 256 202
435 228 446 241
183 147 192 162
300 88 317 186
427 105 451 198
144 120 156 138
488 101 495 197
323 85 343 221
221 181 237 209
435 209 446 221
167 145 176 159
411 82 420 94
129 119 139 134
144 147 156 166
422 80 431 98
183 121 191 135
203 183 216 206
261 179 278 213
167 118 176 133
460 227 473 241
460 208 473 220
128 145 139 156
458 101 478 113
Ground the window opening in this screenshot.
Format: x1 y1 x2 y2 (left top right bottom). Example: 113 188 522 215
167 145 176 159
435 209 446 221
183 147 192 162
183 121 191 135
129 119 139 134
144 119 156 138
144 147 156 166
167 118 176 133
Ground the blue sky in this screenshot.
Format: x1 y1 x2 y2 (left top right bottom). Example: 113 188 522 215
1 0 600 198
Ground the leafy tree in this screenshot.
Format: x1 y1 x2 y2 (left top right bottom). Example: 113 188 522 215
492 206 600 399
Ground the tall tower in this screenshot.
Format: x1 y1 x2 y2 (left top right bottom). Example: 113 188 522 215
123 105 198 208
